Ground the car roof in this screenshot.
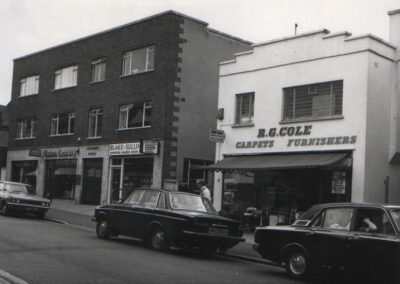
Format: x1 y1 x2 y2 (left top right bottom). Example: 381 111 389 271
311 202 400 210
0 180 31 187
135 188 200 197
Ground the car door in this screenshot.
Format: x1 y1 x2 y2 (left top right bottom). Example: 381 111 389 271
135 190 161 239
109 190 145 236
348 207 400 282
306 207 354 275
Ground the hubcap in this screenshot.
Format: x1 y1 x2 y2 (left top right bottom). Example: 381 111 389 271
99 222 107 236
290 253 306 275
153 229 165 248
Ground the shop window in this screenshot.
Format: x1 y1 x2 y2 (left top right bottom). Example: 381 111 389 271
16 118 36 139
118 102 151 129
54 65 78 90
20 75 39 97
282 80 343 121
235 92 254 125
51 112 75 136
122 46 154 76
11 161 38 193
44 159 77 199
91 58 106 83
88 108 103 138
122 158 153 189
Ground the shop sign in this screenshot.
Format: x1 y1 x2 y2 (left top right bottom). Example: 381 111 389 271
143 140 159 154
109 143 141 156
29 149 42 157
209 129 225 143
331 171 346 194
43 148 78 158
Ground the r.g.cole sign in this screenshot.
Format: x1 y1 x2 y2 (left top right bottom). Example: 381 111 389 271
235 125 357 149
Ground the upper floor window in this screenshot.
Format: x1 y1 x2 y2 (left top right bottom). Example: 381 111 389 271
118 102 152 129
283 80 343 121
20 75 39 97
16 118 36 139
122 46 154 76
54 65 78 90
235 92 254 125
91 58 106 83
51 112 75 136
88 108 103 138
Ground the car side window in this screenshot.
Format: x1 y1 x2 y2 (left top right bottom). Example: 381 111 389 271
322 208 353 231
157 193 166 209
125 190 144 205
354 208 395 235
310 212 323 228
0 183 4 191
140 191 160 209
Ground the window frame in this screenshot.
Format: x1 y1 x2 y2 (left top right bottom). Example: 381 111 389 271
121 45 155 77
235 92 255 126
50 112 75 136
20 75 39 97
91 58 106 83
88 108 103 138
281 80 343 123
54 65 78 90
118 102 152 130
15 117 36 139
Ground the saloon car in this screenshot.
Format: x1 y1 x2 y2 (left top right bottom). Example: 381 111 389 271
254 203 400 283
93 189 244 256
0 181 51 218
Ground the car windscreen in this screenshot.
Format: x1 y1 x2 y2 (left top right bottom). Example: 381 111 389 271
293 205 322 226
169 192 217 213
4 183 28 194
390 209 400 231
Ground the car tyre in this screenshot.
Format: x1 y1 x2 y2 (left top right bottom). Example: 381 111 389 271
151 226 169 251
199 245 217 258
1 202 9 216
36 212 46 219
96 218 111 240
286 249 309 280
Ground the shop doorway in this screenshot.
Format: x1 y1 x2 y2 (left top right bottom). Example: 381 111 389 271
45 159 77 199
81 159 103 205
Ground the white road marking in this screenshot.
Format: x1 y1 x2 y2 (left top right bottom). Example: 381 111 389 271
0 268 28 284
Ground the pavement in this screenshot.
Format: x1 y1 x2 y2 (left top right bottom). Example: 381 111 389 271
46 199 272 265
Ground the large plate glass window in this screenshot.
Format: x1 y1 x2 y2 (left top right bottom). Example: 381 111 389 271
88 108 103 138
283 80 343 121
118 102 152 129
20 75 39 97
51 112 75 135
122 46 155 76
16 118 36 139
235 92 254 125
91 58 106 83
54 65 78 89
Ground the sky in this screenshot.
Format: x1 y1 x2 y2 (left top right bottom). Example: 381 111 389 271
0 0 399 105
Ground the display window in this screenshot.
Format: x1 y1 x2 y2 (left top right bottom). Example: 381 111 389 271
45 159 77 199
11 160 38 193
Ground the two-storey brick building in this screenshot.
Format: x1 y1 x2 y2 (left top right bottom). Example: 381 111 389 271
7 11 251 204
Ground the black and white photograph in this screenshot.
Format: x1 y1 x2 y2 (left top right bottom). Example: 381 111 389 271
0 0 400 283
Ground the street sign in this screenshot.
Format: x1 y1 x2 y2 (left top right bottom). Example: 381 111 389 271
209 129 225 143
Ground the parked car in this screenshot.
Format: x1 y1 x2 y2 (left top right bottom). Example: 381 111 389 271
0 181 51 218
93 189 244 256
254 203 400 283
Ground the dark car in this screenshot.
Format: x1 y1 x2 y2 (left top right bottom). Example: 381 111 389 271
254 203 400 283
92 189 244 256
0 181 51 218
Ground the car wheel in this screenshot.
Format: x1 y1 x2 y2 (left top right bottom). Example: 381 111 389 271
199 245 217 258
96 218 111 240
286 249 309 280
1 203 8 216
151 226 169 251
36 212 46 219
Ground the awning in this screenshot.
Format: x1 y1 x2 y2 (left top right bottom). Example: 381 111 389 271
54 168 76 175
205 152 350 172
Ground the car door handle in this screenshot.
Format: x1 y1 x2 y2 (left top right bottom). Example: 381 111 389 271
347 235 359 241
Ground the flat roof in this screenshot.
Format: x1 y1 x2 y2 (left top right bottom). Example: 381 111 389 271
14 10 251 61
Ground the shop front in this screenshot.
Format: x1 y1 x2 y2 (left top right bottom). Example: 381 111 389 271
11 160 38 193
209 152 352 229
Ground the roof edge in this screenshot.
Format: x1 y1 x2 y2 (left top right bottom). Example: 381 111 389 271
345 33 397 49
388 8 400 15
207 28 252 45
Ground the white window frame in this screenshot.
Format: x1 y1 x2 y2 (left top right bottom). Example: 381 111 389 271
88 108 103 138
118 102 152 129
54 65 78 90
20 75 39 97
16 118 36 139
235 92 255 125
51 112 75 136
91 58 106 83
122 46 155 76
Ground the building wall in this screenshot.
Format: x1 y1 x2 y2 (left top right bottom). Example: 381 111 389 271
364 52 400 203
174 18 251 184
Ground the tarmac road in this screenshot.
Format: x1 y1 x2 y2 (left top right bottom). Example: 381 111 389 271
0 214 303 284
